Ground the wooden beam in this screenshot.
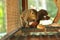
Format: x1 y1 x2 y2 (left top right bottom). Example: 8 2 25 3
6 0 20 33
22 0 28 11
53 0 60 23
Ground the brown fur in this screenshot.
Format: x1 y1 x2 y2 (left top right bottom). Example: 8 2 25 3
20 9 37 27
37 9 50 23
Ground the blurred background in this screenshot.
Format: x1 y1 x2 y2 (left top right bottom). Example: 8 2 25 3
0 0 6 38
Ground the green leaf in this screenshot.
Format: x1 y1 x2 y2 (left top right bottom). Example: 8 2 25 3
0 7 4 17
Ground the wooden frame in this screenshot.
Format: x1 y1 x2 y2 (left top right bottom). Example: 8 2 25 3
22 0 28 11
53 0 60 23
7 0 28 33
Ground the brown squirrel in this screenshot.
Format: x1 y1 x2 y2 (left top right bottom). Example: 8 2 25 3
20 9 37 28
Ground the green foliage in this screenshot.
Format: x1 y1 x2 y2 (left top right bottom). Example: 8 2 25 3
19 0 22 13
0 1 6 33
46 0 58 18
28 0 35 6
0 7 4 17
28 0 36 8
